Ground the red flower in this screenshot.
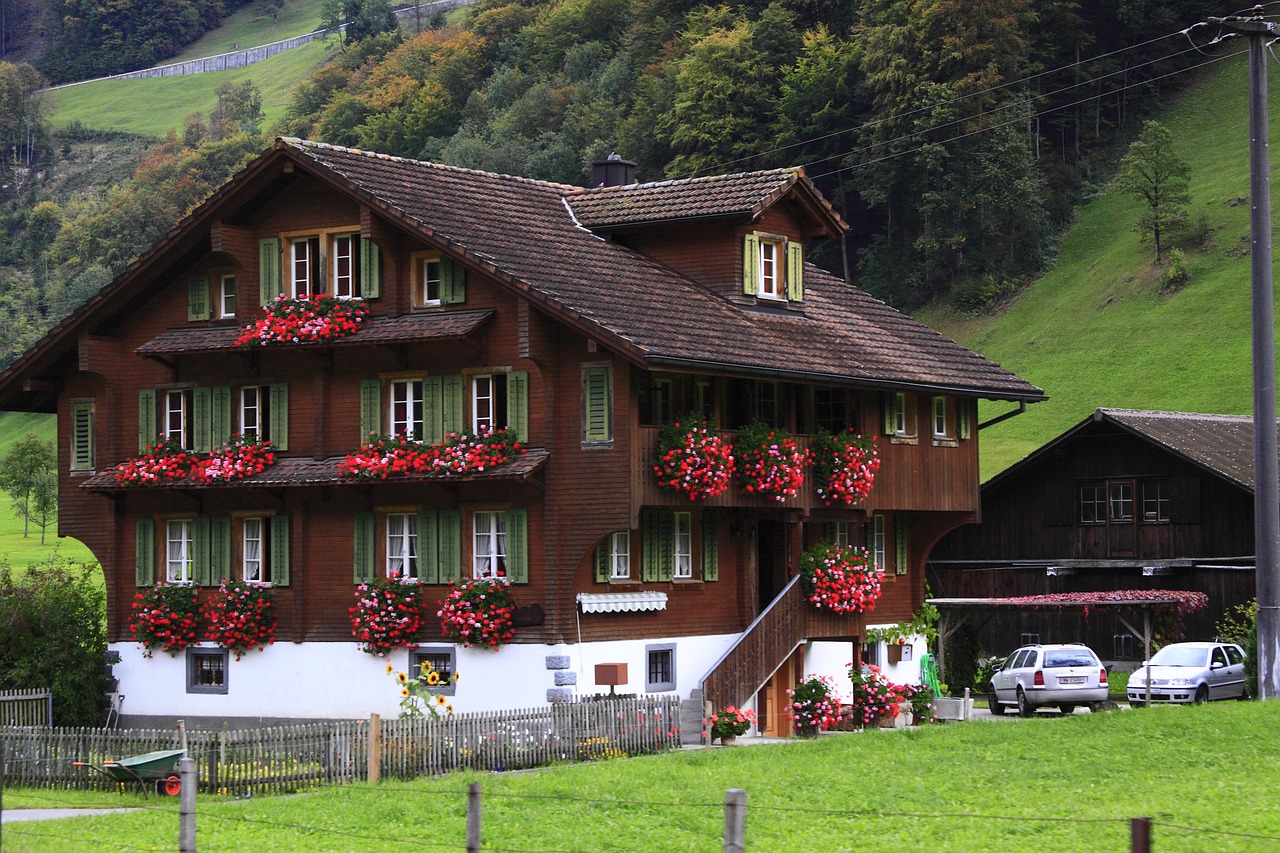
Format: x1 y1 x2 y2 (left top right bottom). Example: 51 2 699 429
734 421 807 503
202 579 276 659
235 294 369 347
812 430 881 506
350 576 422 656
652 419 734 501
798 542 884 615
129 583 200 657
437 578 516 648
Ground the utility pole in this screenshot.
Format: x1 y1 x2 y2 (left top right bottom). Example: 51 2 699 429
1210 7 1280 700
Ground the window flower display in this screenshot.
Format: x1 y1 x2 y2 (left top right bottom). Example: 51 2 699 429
129 582 200 657
349 575 423 657
798 542 884 615
338 428 523 479
235 294 369 347
734 421 807 502
437 577 516 649
112 435 275 486
652 419 735 501
202 579 277 659
811 429 881 506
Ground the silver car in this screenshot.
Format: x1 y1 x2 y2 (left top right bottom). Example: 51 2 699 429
1127 641 1249 705
987 643 1109 716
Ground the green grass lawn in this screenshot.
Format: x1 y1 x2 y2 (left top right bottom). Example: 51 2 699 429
2 701 1275 851
921 50 1270 479
171 0 328 60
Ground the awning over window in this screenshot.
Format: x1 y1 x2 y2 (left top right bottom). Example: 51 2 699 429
576 592 668 613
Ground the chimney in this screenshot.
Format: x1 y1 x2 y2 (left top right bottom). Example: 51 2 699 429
591 152 637 188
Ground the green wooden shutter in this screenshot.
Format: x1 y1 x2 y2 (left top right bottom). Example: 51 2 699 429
786 241 804 302
187 274 211 321
360 379 382 440
882 393 893 435
441 258 466 304
138 389 156 452
360 236 381 299
423 376 444 444
418 510 440 584
958 399 972 440
269 383 289 450
894 513 909 576
439 510 461 582
583 366 611 443
354 512 375 583
506 371 528 443
211 386 232 448
258 237 280 306
192 516 213 586
657 510 674 581
442 375 464 435
701 512 718 582
742 234 759 295
71 402 94 470
135 518 155 586
270 515 290 586
504 508 528 583
595 537 611 583
210 516 232 584
193 387 213 453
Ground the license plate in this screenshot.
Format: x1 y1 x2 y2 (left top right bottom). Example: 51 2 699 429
1059 676 1086 684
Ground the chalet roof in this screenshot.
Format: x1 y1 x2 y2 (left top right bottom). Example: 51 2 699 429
567 168 846 233
986 408 1269 492
80 449 550 491
281 139 1043 400
136 310 494 355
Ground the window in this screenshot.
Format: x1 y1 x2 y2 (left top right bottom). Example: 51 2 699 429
869 515 886 572
728 379 780 428
472 374 509 434
1109 482 1134 521
418 257 442 307
243 518 265 582
1114 634 1135 660
609 532 630 580
813 388 850 434
932 396 948 438
164 390 192 449
331 234 359 298
411 647 458 695
240 386 267 440
582 365 612 443
390 380 425 439
645 644 676 692
758 239 782 299
673 513 692 579
187 649 229 694
473 511 507 578
167 519 193 583
823 521 851 548
388 513 419 581
1142 480 1170 522
1225 645 1244 666
290 237 320 298
412 253 463 308
219 274 237 318
1080 483 1106 523
71 400 94 471
744 234 803 303
886 392 909 437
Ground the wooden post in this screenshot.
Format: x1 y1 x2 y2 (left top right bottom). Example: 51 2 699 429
466 781 482 852
178 756 196 853
723 788 746 853
367 714 381 785
1130 817 1151 853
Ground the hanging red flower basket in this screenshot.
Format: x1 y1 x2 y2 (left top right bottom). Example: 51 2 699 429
338 428 524 479
437 577 516 649
811 430 881 506
652 419 735 501
734 421 807 503
798 542 884 614
350 575 423 657
202 579 277 659
112 435 275 486
128 583 200 657
235 294 369 346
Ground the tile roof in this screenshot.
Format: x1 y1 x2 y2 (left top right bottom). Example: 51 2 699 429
1098 409 1263 491
282 139 1043 400
136 310 494 355
81 448 549 490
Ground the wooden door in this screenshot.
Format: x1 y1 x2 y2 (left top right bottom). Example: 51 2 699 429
757 646 805 737
1107 480 1136 557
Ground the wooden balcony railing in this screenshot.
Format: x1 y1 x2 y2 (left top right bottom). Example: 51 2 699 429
699 576 865 712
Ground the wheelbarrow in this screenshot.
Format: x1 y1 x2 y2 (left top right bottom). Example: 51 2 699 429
73 748 187 798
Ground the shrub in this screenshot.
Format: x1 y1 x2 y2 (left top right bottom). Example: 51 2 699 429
0 557 108 726
1161 248 1189 294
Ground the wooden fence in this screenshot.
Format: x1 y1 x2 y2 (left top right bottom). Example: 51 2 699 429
0 689 52 727
0 696 681 795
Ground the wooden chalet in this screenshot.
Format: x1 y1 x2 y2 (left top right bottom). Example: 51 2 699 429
0 138 1043 731
929 408 1262 661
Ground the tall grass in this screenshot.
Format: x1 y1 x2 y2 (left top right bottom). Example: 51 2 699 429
4 702 1277 851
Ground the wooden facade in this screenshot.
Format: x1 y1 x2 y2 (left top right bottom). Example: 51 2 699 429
929 409 1261 660
0 138 1042 723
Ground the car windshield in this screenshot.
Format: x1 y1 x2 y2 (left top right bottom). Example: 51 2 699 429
1148 646 1209 667
1043 650 1096 668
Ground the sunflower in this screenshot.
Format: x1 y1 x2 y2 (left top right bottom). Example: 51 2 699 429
397 671 408 684
385 662 393 674
446 704 454 715
436 694 447 706
426 671 440 686
400 688 410 698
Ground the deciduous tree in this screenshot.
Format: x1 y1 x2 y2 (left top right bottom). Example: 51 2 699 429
1115 119 1190 263
0 433 55 538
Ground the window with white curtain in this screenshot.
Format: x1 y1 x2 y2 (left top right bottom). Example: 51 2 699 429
473 511 507 578
673 512 692 579
387 513 419 580
243 518 264 582
167 520 193 583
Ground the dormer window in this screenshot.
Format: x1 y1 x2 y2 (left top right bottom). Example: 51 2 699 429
758 239 782 299
412 251 467 309
331 233 359 299
290 237 320 297
260 230 380 305
743 233 804 303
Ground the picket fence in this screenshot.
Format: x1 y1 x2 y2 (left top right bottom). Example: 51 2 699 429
0 695 681 795
0 689 52 727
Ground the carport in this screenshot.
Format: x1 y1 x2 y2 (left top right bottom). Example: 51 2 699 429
926 591 1210 704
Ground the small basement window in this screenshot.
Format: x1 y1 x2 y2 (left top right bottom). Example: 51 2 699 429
187 648 229 694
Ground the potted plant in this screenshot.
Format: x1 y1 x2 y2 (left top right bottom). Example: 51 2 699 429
202 579 277 659
811 429 881 506
437 577 516 649
235 294 369 346
349 575 423 656
129 582 200 657
787 674 844 735
708 705 756 745
847 663 909 728
734 420 807 502
652 417 735 501
798 542 884 614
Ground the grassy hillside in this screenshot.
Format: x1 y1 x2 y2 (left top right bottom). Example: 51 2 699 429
922 49 1266 479
0 411 94 570
172 0 328 60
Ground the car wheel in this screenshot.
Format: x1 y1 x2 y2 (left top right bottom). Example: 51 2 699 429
1059 704 1076 715
988 687 1006 716
1016 688 1035 717
1194 685 1210 704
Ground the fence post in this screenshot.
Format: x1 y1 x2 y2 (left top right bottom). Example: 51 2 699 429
178 756 196 853
367 714 381 785
724 788 746 853
1130 817 1151 853
466 781 482 852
